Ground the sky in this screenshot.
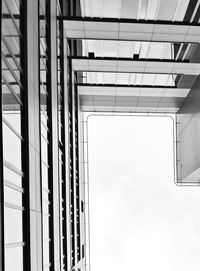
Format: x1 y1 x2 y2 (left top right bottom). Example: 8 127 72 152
87 115 200 271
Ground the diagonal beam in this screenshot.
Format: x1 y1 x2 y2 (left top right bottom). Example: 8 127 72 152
63 17 200 44
72 57 200 75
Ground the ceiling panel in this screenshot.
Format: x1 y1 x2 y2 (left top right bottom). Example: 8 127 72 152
79 0 190 21
120 0 139 19
156 0 179 21
101 0 120 18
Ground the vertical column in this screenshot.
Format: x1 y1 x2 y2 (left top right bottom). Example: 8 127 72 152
59 14 70 271
70 67 82 270
68 59 76 269
71 74 78 269
39 0 53 270
74 85 81 265
78 108 86 271
46 1 60 270
0 0 5 270
21 0 42 270
63 40 72 271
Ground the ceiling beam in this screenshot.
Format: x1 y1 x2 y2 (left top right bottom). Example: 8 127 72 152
77 85 190 98
72 57 200 75
63 17 200 44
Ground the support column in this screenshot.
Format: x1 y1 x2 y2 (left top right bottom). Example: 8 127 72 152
60 22 71 271
46 1 60 270
21 0 43 270
0 0 5 270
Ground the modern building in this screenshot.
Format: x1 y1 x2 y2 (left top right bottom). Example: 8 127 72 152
1 0 200 271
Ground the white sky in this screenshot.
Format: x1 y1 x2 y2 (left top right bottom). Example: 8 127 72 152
88 115 200 271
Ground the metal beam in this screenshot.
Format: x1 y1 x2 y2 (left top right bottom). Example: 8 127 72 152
21 0 43 270
63 17 200 44
72 57 200 75
0 0 5 269
77 84 190 98
46 0 60 270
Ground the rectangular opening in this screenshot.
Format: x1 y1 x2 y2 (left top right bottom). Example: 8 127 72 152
86 114 200 271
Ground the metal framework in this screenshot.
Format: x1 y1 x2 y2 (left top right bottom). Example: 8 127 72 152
1 0 200 271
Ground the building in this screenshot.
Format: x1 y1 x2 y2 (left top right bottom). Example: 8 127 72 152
1 0 200 270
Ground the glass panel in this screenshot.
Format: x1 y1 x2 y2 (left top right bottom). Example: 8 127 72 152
174 0 190 21
43 215 50 240
5 246 23 271
3 122 22 170
82 40 177 60
146 0 159 20
4 166 22 187
41 136 48 165
121 0 139 19
42 190 49 201
137 0 148 20
42 201 49 215
42 163 48 189
79 0 190 21
79 72 178 87
4 207 23 244
156 0 179 21
3 112 21 135
43 240 50 266
4 186 22 206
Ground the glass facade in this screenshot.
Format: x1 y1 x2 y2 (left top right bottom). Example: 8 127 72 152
2 1 24 270
1 0 85 271
1 0 200 271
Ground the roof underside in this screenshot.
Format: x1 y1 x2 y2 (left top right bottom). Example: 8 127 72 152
64 0 200 113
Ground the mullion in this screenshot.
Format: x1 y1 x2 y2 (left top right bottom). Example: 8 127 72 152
0 0 5 269
68 59 75 267
19 0 32 269
57 17 65 269
40 0 52 270
74 85 81 262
